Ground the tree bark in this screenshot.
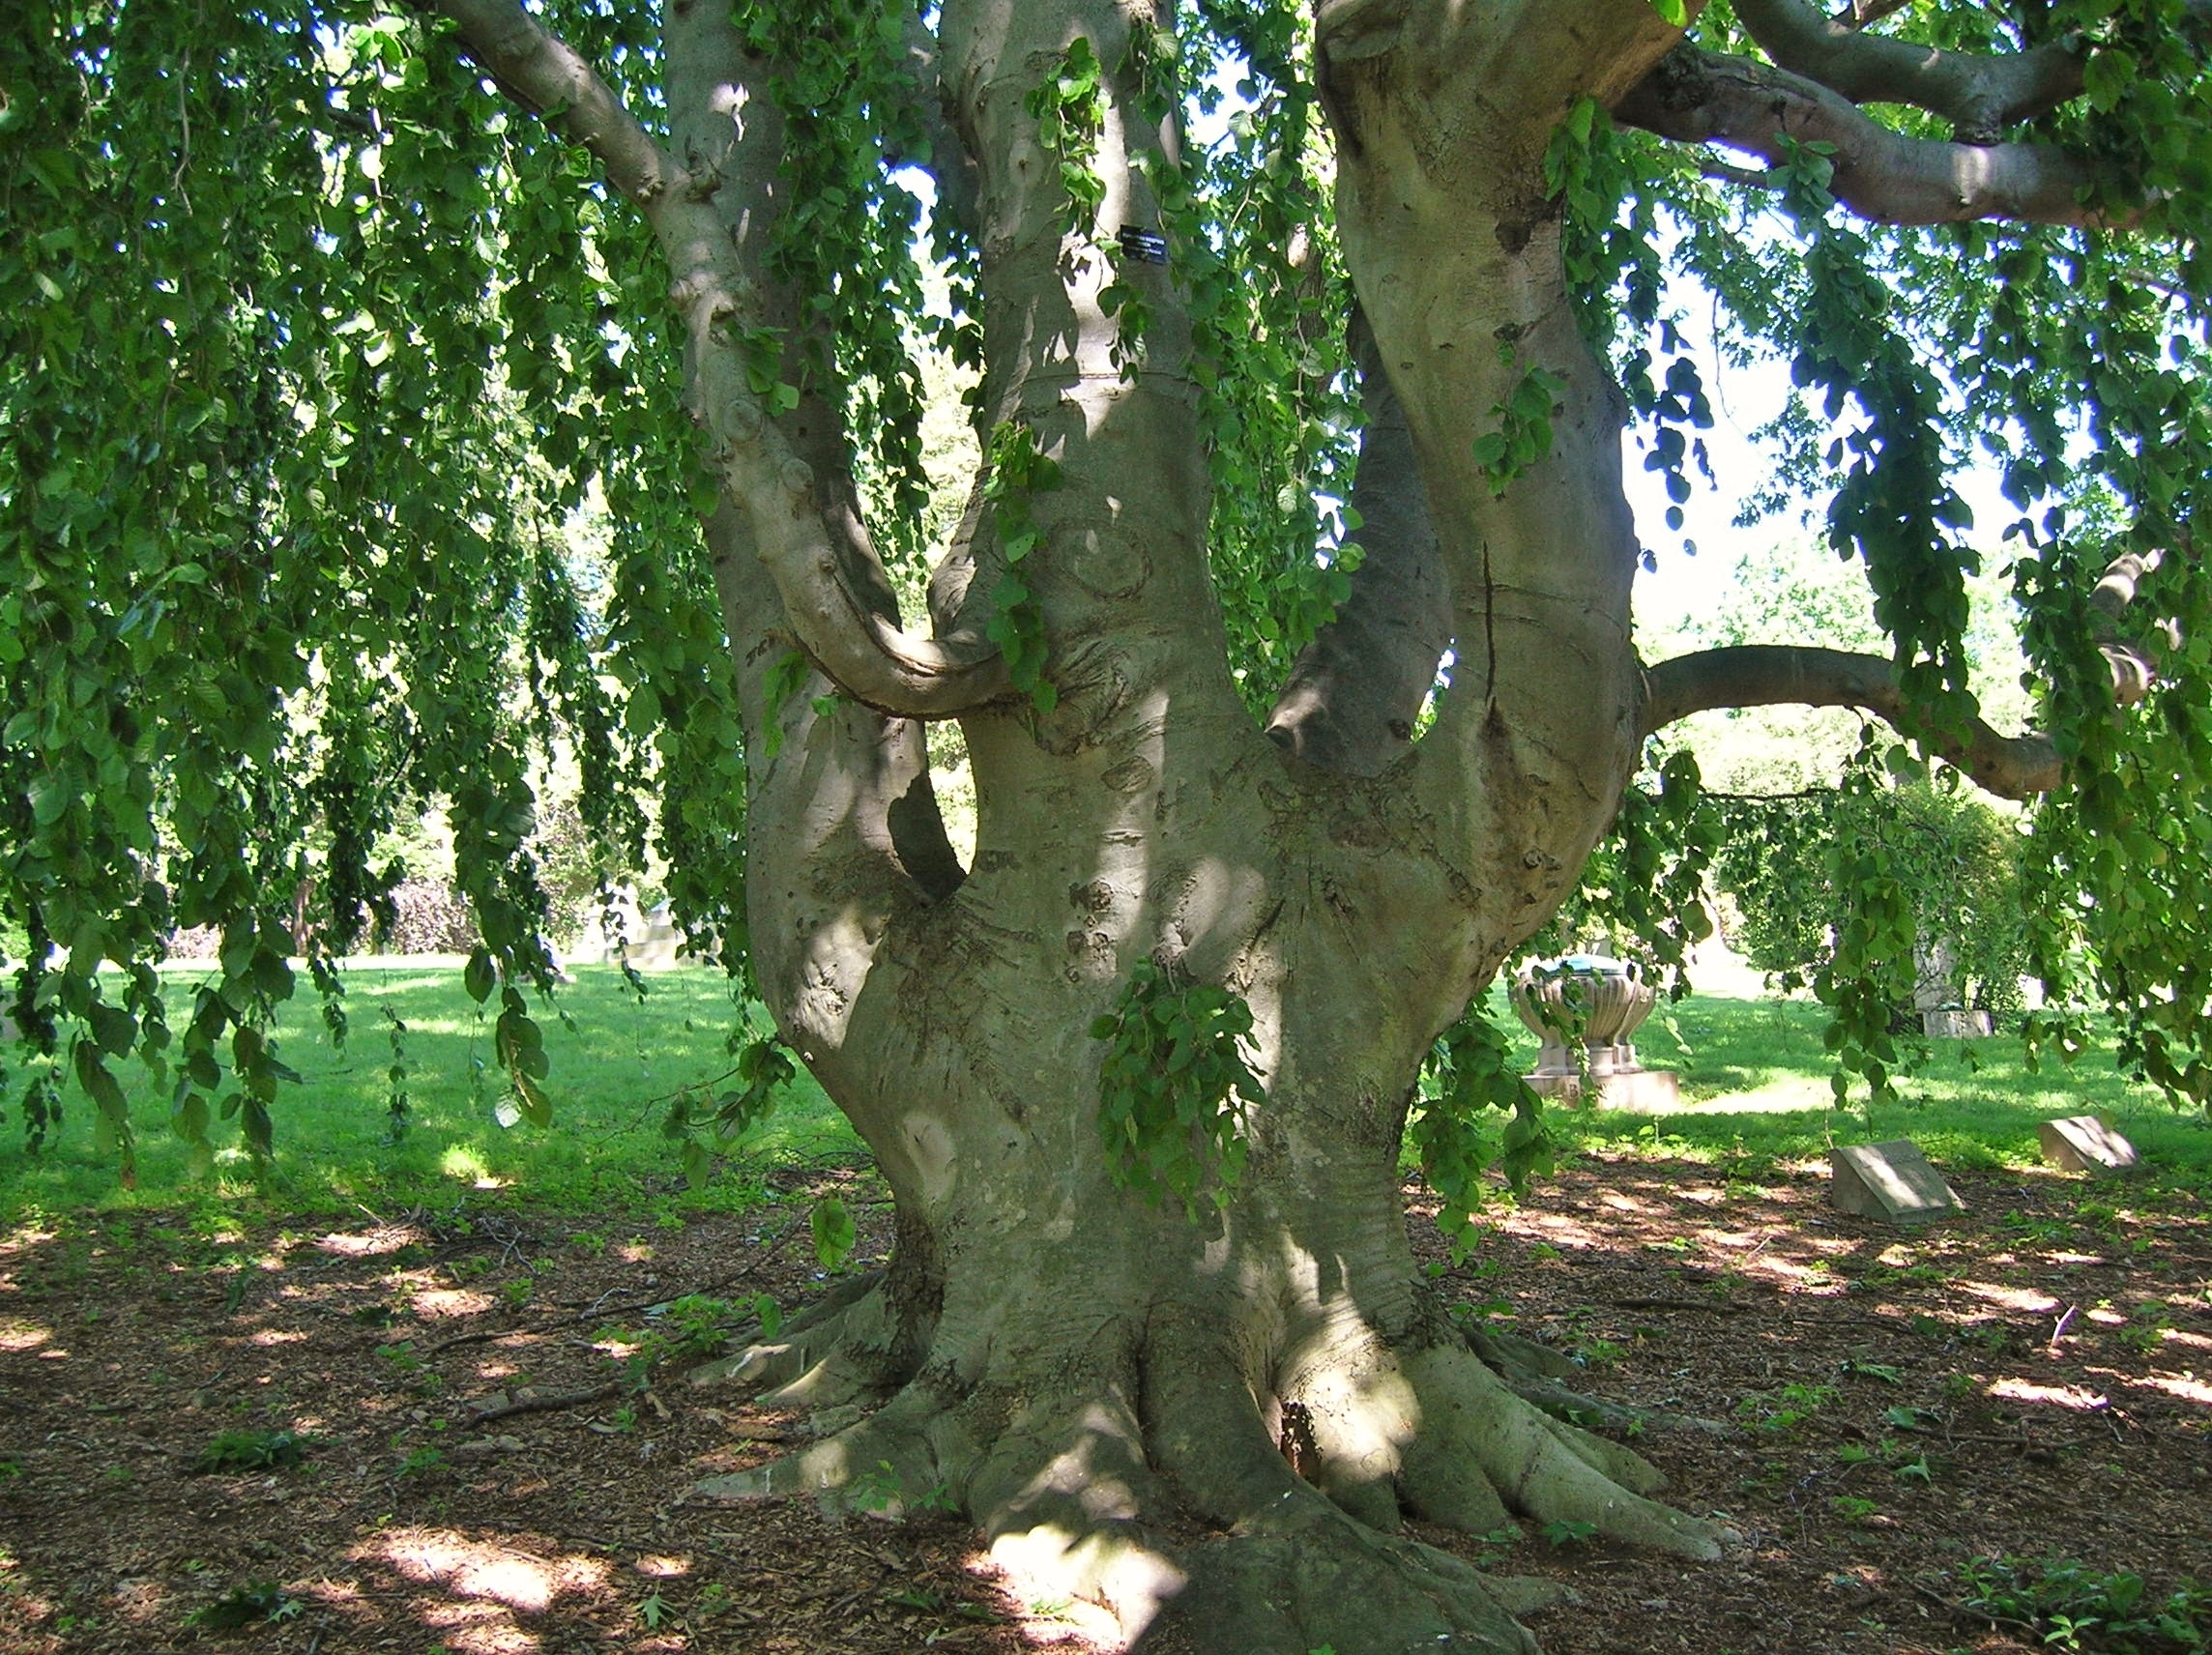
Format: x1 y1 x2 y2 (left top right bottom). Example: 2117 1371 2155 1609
436 1 1730 1647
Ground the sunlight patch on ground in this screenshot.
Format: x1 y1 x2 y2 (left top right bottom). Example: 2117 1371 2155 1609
1514 1213 1606 1248
364 1527 611 1612
1748 1256 1836 1289
1988 1378 2110 1409
1676 1079 1833 1113
422 1601 544 1653
1960 1281 2061 1314
316 1225 427 1258
249 1328 308 1346
2133 1372 2212 1405
0 1319 51 1351
416 1288 497 1319
1701 1228 1767 1251
441 1147 496 1183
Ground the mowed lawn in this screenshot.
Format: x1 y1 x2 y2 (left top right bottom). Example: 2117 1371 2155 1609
3 962 2209 1223
0 962 861 1224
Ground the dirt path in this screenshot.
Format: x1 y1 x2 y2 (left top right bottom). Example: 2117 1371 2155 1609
2 1153 2205 1654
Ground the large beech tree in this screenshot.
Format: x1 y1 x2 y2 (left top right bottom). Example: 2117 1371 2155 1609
8 0 2212 1648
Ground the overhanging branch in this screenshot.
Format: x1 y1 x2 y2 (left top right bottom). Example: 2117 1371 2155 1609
426 0 681 207
1639 645 2062 798
1616 45 2127 227
1732 0 2082 138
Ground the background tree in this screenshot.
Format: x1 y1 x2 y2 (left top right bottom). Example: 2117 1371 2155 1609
7 1 2212 1649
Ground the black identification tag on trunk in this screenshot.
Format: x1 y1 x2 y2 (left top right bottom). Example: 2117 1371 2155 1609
1117 225 1168 265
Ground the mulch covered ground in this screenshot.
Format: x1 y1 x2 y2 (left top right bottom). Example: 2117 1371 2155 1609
2 1150 2207 1655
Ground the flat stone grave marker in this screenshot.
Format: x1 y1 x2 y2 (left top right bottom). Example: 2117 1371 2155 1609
1829 1139 1965 1225
2038 1115 2139 1178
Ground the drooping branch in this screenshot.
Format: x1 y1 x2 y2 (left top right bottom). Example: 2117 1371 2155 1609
429 0 1009 721
660 4 1009 721
1643 543 2176 801
1731 0 2082 139
1265 313 1452 776
1616 45 2127 227
425 0 683 208
1639 644 2062 796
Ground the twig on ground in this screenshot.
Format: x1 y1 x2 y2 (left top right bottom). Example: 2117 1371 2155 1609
464 1380 623 1423
2049 1303 2079 1352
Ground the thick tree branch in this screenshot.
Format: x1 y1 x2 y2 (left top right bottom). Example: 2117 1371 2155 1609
1732 0 2082 138
1616 45 2126 227
1265 312 1452 775
894 6 980 249
428 0 1006 718
1320 0 1688 921
656 3 1010 721
425 0 681 207
2087 547 2168 705
1639 645 2061 797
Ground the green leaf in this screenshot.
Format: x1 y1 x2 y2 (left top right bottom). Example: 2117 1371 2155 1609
463 948 497 1005
810 1195 858 1268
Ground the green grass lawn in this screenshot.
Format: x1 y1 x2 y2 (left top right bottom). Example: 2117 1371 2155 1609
1483 982 2212 1187
0 962 861 1225
4 966 2209 1225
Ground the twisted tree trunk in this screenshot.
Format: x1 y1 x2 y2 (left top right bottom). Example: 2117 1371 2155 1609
437 0 1725 1646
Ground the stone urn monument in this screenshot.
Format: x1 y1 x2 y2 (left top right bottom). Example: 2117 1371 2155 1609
1509 952 1679 1111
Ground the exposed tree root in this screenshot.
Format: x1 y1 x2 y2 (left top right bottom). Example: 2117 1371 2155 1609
685 1272 904 1420
690 1289 1723 1653
1464 1324 1730 1437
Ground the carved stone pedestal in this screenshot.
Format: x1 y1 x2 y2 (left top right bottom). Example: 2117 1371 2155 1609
1510 953 1678 1112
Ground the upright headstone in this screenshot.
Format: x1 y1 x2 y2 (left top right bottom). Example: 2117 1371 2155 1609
625 903 684 971
1923 1007 1994 1039
1829 1140 1965 1225
2038 1115 2139 1178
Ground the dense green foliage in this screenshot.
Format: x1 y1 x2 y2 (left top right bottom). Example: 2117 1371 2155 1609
1091 960 1267 1217
8 0 2212 1196
1715 767 2032 1015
